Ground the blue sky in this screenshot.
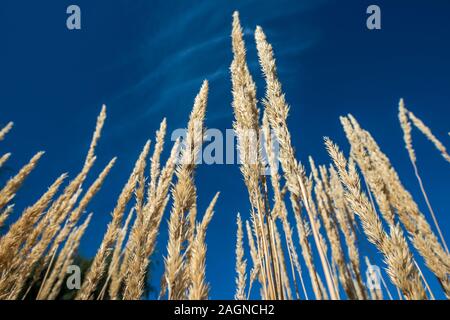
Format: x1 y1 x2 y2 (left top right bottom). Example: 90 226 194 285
1 0 449 299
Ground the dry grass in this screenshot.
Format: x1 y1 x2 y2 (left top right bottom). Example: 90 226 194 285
235 213 247 300
0 12 448 300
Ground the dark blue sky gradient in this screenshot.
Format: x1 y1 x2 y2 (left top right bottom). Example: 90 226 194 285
1 0 449 299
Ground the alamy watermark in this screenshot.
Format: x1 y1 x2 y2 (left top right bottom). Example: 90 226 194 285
367 5 381 30
66 265 81 290
170 123 280 175
366 262 382 291
66 4 382 32
66 5 81 30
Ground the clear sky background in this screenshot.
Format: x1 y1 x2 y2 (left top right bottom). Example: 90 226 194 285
1 0 449 299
